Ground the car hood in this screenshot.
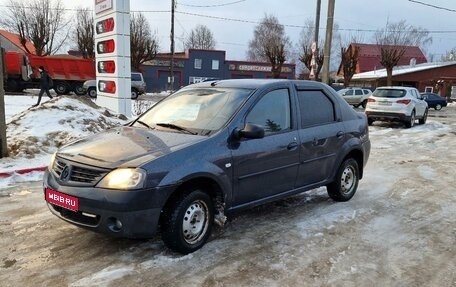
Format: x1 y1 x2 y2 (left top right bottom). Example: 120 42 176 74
57 126 205 169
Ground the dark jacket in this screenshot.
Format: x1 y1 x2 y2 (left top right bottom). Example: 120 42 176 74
40 70 51 89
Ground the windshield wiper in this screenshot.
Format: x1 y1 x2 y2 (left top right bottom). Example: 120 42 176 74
155 122 197 135
136 120 153 130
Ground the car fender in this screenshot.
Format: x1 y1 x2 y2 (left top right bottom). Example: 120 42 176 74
157 160 233 205
330 136 366 181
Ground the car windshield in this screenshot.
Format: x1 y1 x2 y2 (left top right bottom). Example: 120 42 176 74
373 89 406 98
134 87 252 136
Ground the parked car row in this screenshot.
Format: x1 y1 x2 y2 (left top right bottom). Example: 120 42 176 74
336 86 448 128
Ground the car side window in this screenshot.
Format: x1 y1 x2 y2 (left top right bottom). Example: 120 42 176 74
246 89 291 135
363 89 370 95
345 90 354 96
355 89 363 95
297 90 336 128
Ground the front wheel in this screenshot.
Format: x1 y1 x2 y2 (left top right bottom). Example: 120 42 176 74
54 81 69 95
131 89 139 99
327 158 359 202
435 104 442 111
161 190 214 254
87 87 97 98
361 100 367 109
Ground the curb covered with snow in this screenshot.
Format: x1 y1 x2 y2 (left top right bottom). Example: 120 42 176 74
0 166 48 179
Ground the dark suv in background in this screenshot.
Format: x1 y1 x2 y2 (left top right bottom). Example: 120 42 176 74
44 79 371 254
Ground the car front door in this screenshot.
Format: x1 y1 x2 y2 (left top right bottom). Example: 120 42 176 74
231 88 299 206
412 89 427 116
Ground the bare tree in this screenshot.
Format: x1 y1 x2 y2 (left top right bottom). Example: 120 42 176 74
184 24 216 50
74 8 94 59
375 20 432 86
0 0 70 56
340 45 360 87
130 12 159 71
297 19 344 80
247 14 291 78
441 47 456 62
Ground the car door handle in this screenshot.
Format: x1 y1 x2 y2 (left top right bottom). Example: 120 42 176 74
312 138 320 146
336 131 344 138
287 141 299 150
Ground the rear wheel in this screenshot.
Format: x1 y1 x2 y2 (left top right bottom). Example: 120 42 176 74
361 100 367 109
327 158 359 202
419 108 428 125
73 83 85 95
161 189 214 254
405 111 415 128
367 118 374 126
54 81 69 95
435 104 442 111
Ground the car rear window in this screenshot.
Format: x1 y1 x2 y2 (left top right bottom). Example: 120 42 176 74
373 89 406 98
131 73 142 81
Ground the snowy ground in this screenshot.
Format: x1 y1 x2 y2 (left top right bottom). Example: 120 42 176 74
0 93 455 286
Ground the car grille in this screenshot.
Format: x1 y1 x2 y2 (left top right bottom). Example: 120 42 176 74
51 204 100 226
53 159 109 187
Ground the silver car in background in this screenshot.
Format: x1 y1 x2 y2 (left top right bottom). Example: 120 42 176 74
337 87 372 108
82 72 147 99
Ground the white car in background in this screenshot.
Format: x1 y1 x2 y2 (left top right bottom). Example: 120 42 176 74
365 86 428 128
337 87 372 108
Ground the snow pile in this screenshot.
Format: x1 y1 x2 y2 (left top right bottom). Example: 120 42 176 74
7 96 127 157
1 95 128 172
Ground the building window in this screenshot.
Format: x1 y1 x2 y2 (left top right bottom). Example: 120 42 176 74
212 60 219 70
194 59 202 69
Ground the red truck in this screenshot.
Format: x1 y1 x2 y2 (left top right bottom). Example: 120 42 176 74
2 50 95 95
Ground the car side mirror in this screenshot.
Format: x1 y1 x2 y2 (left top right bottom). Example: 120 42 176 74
233 123 265 140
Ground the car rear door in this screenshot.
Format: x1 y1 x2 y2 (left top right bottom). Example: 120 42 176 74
295 89 345 187
231 87 300 206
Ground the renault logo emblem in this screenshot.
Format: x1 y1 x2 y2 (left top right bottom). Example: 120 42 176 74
60 166 72 181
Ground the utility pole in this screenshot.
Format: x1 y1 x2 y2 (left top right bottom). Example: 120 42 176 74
314 0 321 50
0 44 8 158
169 0 175 91
322 0 335 85
310 0 322 81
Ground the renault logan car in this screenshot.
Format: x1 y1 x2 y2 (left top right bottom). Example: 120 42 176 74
44 79 371 254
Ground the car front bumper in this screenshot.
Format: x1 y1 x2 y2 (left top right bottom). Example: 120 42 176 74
43 169 175 239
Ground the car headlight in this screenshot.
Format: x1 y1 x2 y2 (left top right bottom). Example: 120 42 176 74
97 168 146 190
48 152 57 171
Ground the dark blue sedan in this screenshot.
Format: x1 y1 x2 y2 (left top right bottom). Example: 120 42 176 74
421 93 448 110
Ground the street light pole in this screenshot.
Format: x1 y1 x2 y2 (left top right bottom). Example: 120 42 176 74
322 0 335 85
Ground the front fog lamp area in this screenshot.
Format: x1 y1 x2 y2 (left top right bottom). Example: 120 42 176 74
97 168 146 190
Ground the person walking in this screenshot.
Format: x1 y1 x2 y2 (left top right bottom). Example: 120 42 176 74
32 66 53 107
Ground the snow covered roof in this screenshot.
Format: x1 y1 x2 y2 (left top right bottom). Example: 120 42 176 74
351 61 456 80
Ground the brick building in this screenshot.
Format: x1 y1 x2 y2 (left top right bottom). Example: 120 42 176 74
142 49 296 92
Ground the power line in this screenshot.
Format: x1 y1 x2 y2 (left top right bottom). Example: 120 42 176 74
178 0 247 8
408 0 456 13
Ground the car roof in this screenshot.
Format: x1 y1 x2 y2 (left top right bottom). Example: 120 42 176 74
185 79 329 90
375 86 417 91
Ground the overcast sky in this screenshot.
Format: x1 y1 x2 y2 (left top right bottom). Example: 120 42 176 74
3 0 456 62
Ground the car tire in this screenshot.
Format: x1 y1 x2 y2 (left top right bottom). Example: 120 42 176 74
131 89 138 100
87 87 97 98
419 108 428 125
367 118 374 126
361 100 367 109
161 189 214 254
405 111 415 128
327 158 359 202
435 104 442 111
